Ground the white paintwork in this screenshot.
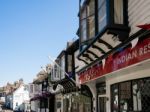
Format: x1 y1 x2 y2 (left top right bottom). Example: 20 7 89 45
75 50 86 72
128 0 150 35
12 84 29 111
86 82 97 112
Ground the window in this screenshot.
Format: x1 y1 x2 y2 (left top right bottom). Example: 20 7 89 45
111 78 150 112
114 0 124 24
98 0 107 32
68 54 72 73
119 82 132 112
30 84 33 93
54 65 59 79
60 55 65 79
111 84 119 112
81 7 87 42
80 0 95 43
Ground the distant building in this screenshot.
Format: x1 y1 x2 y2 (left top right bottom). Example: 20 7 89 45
5 84 30 111
30 67 53 112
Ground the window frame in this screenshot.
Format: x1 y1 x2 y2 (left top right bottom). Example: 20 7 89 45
80 0 96 51
111 77 150 112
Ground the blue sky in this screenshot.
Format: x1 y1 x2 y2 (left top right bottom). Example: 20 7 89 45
0 0 78 86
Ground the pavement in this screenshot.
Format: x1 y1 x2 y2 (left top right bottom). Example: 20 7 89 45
0 104 13 112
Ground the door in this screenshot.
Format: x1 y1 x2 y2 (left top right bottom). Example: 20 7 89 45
98 96 106 112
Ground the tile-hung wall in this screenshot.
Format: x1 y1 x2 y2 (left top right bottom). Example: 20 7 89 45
128 0 150 35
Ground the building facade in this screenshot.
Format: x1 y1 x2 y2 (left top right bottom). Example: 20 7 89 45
77 0 150 112
30 69 53 112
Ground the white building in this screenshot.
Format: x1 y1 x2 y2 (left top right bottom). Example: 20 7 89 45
6 84 30 111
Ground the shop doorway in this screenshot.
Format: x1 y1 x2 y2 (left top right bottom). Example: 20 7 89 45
98 95 107 112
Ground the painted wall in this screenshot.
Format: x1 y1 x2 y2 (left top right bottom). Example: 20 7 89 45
13 85 29 111
128 0 150 35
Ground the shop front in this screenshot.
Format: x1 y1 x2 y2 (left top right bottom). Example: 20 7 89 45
78 32 150 112
63 92 92 112
53 83 93 112
111 77 150 112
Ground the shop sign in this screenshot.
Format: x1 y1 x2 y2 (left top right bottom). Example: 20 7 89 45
79 37 150 84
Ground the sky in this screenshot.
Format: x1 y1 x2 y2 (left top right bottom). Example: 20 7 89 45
0 0 79 86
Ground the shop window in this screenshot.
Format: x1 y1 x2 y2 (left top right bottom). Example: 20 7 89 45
111 84 119 112
132 80 142 111
111 78 150 112
133 79 150 111
119 82 132 112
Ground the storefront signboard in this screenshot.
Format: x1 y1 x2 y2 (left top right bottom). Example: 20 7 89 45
79 37 150 84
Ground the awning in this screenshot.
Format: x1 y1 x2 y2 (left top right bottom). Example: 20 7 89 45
77 29 150 73
53 77 76 90
51 77 78 94
78 31 122 65
30 91 52 101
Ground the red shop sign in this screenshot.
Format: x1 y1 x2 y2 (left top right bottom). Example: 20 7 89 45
79 37 150 84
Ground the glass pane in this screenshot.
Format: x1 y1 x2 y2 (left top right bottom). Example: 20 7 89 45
88 0 95 15
81 8 86 19
132 80 142 111
81 19 87 42
87 0 95 39
87 15 95 39
133 78 150 111
99 97 106 112
60 55 65 79
111 84 119 112
114 0 124 24
98 0 107 32
119 82 132 112
67 55 72 73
